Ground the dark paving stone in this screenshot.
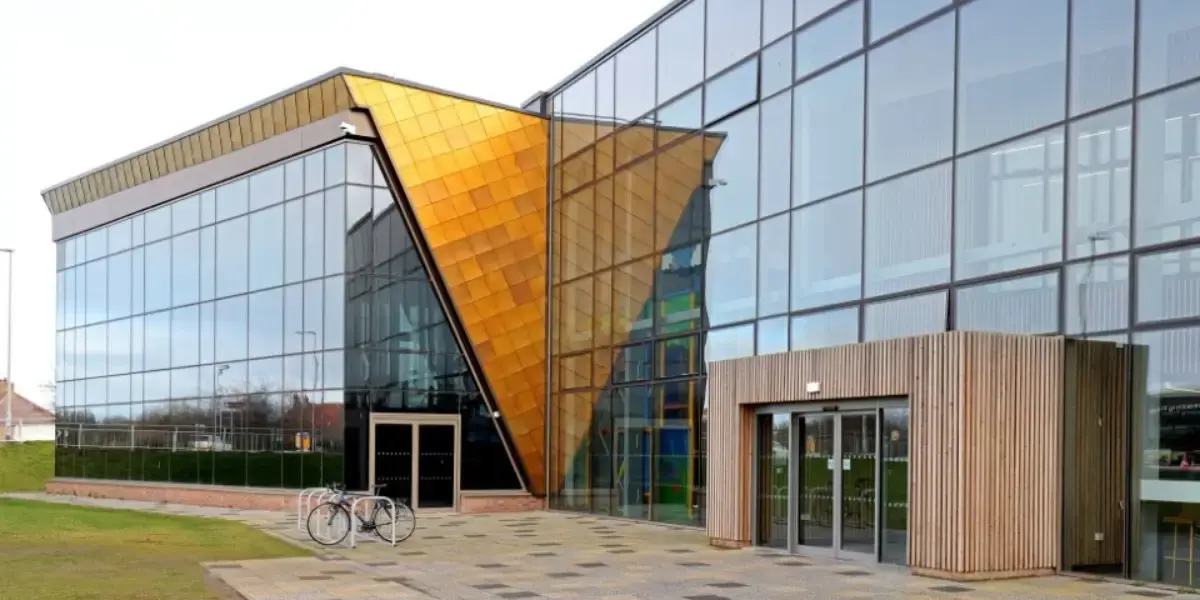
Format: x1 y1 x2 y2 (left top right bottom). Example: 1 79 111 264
465 533 485 538
679 562 711 567
776 560 809 566
497 592 540 599
399 551 426 556
534 542 560 547
576 562 606 568
472 583 509 590
298 575 333 581
836 570 872 577
597 535 623 539
599 543 627 548
511 529 533 534
365 561 398 567
547 572 581 578
1126 592 1172 598
321 569 355 575
316 554 349 561
684 595 731 600
608 549 635 554
423 535 445 540
477 563 508 569
528 552 557 557
516 534 537 538
929 585 974 593
666 548 695 553
207 563 244 569
374 576 410 583
708 582 748 589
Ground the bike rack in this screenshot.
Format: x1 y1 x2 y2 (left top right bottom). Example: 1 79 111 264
348 495 397 549
296 488 327 532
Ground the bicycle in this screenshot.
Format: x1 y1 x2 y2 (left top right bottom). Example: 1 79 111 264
306 483 416 546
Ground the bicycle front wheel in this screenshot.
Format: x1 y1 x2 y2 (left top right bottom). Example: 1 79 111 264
373 501 416 543
307 502 351 546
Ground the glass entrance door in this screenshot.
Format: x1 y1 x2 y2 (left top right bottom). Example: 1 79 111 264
370 415 460 511
840 413 877 556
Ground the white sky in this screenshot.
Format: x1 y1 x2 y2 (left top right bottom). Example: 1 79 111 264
0 0 670 408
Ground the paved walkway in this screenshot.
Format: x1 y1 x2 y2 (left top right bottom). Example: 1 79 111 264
6 492 1195 599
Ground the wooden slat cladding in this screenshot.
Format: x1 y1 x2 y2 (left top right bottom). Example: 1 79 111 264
1062 339 1128 569
707 331 1072 578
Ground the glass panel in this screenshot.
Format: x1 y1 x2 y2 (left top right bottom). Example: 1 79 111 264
216 178 249 222
1067 106 1133 258
705 59 759 125
763 0 793 43
865 163 951 296
870 0 947 41
759 214 790 316
109 219 132 254
791 307 859 351
1070 0 1134 115
957 0 1067 152
85 228 106 262
199 191 215 226
305 152 324 194
616 31 656 123
756 413 790 548
215 296 248 363
173 195 199 235
707 0 761 77
107 251 132 320
1139 0 1200 93
416 424 455 509
172 231 199 307
346 144 373 185
956 272 1060 334
373 423 413 503
304 193 325 280
705 224 757 326
284 158 304 199
657 89 702 131
325 187 346 276
708 107 760 232
653 380 700 525
171 305 200 367
880 407 909 565
841 412 876 554
1134 82 1200 247
657 0 704 103
658 245 703 335
795 0 863 80
249 204 284 291
796 0 845 28
867 13 955 181
613 343 652 383
199 227 215 302
324 276 345 350
705 324 755 363
85 324 106 378
216 216 249 298
761 35 794 99
864 290 947 341
1137 246 1200 323
657 335 701 378
108 318 131 375
793 57 864 206
760 93 792 218
1065 256 1129 335
144 240 171 313
797 413 834 547
249 166 284 212
613 385 651 519
791 191 862 310
955 127 1065 280
199 302 214 365
84 258 106 325
284 199 304 284
757 316 789 355
248 288 283 359
325 144 346 187
143 311 170 372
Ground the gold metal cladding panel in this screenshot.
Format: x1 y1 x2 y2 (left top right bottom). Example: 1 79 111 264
346 75 549 493
42 74 353 214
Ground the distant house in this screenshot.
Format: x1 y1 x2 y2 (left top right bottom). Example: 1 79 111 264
0 380 54 442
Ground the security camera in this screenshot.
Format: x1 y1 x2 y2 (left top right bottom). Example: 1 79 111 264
339 122 357 135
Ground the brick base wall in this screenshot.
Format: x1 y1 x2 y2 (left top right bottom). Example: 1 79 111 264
46 478 295 511
459 491 544 514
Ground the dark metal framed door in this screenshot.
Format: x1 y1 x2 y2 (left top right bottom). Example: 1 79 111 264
369 414 460 511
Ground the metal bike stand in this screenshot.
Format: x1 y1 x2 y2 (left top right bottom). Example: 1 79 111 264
296 488 326 532
348 496 397 549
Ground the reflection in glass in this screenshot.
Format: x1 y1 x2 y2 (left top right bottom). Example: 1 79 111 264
304 193 325 280
653 380 701 525
216 216 249 298
657 89 702 131
216 178 249 222
613 343 652 383
759 215 790 316
305 152 324 194
658 335 700 378
324 187 346 276
881 407 909 565
1134 83 1200 247
756 413 790 547
657 0 703 103
792 191 862 311
1138 0 1200 93
1137 246 1200 324
763 0 793 44
171 305 200 367
761 36 794 98
864 291 947 341
84 258 107 325
865 164 952 296
658 245 703 335
1066 257 1129 335
249 205 284 291
248 288 283 359
145 205 170 243
706 225 757 326
109 219 132 254
794 0 862 80
870 0 947 41
250 166 284 212
215 296 248 363
285 158 304 199
957 0 1067 152
1070 0 1134 115
325 144 346 187
759 93 791 218
707 0 761 77
614 386 652 519
199 228 215 302
173 195 200 235
955 128 1064 280
615 31 656 123
841 412 876 555
956 272 1059 335
791 307 859 351
108 319 131 375
705 59 759 125
757 317 789 355
708 107 759 232
793 58 863 206
705 324 755 363
1067 107 1132 258
145 241 172 312
172 231 200 306
867 13 954 181
144 311 170 372
85 324 106 378
108 251 132 320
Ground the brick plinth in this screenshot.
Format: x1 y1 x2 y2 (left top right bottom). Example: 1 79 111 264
459 491 544 513
46 478 295 511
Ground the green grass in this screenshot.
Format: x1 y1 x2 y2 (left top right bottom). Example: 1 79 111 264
0 441 54 492
0 498 309 600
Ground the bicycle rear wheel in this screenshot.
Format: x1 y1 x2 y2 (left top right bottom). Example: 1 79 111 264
307 502 351 546
373 501 416 543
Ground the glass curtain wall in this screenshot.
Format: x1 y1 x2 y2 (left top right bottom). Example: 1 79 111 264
544 0 1200 566
53 142 521 492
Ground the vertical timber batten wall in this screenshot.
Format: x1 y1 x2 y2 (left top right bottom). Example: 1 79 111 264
707 331 1120 580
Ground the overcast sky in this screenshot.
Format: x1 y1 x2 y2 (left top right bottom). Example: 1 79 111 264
0 0 669 407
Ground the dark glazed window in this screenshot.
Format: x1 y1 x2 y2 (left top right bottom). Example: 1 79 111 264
794 1 862 80
705 59 759 125
707 0 762 77
867 13 954 182
955 127 1064 280
792 57 863 206
760 93 792 217
1137 245 1200 323
957 0 1067 152
790 307 858 351
1065 256 1129 335
657 0 703 104
758 214 790 316
956 272 1059 335
1067 106 1132 258
708 106 760 232
1138 0 1200 93
705 224 757 326
1134 82 1200 247
616 31 656 124
791 191 862 310
1070 0 1134 116
869 0 947 41
864 163 951 296
864 291 947 341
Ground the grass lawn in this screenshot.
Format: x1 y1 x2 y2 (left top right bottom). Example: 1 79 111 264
0 498 309 600
0 441 54 492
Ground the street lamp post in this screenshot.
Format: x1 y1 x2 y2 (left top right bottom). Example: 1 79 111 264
1 249 12 440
